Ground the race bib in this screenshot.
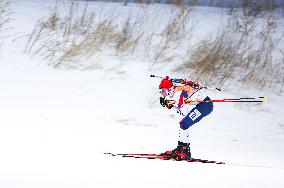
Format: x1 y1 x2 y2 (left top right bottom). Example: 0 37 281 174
189 109 201 121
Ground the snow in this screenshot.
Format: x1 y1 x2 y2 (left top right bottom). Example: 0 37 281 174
0 0 284 188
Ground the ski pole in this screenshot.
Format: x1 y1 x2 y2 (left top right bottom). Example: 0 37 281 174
184 96 269 104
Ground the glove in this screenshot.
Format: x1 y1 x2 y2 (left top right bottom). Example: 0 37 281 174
160 97 174 109
160 97 166 107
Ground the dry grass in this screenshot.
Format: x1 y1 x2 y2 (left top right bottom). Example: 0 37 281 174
0 0 11 40
114 15 143 56
25 1 146 67
57 20 118 64
180 28 245 87
26 1 195 66
24 1 284 94
140 7 160 60
178 14 254 87
154 5 192 63
25 1 114 67
179 12 284 93
241 15 283 91
280 50 284 94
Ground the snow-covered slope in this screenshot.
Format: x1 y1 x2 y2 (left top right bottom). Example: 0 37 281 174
0 1 284 188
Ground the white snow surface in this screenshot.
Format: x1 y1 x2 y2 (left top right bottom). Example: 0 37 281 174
0 1 284 188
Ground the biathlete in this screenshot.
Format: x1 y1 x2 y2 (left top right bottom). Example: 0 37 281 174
158 76 214 160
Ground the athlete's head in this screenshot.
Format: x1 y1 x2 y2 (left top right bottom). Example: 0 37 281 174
159 76 173 97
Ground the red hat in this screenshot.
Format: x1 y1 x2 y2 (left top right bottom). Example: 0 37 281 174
159 76 173 89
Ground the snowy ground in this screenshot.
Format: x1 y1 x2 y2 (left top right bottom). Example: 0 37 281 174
0 1 284 188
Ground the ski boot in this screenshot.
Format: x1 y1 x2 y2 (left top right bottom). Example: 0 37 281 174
160 141 191 160
172 141 191 161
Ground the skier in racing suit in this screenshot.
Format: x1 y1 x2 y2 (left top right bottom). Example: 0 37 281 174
159 76 213 160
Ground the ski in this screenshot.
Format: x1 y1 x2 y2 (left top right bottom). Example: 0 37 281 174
104 152 225 164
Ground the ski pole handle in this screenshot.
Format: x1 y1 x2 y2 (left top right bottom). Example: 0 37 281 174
150 75 163 79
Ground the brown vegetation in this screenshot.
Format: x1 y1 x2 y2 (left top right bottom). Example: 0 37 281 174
0 0 11 41
25 0 283 93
